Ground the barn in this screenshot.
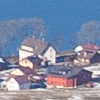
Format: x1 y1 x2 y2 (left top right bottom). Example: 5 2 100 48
47 65 92 88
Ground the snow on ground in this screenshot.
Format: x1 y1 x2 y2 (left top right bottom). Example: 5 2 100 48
0 65 19 79
83 63 100 78
0 68 15 81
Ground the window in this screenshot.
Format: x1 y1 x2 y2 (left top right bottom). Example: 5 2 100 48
25 59 28 63
50 49 52 52
50 54 52 59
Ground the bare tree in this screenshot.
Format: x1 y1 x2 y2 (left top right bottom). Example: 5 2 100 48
28 18 47 39
0 21 12 55
6 19 18 55
0 18 47 56
18 18 47 41
70 20 100 47
53 33 63 52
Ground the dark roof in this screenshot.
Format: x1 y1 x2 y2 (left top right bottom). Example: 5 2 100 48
7 75 30 85
27 55 42 63
27 55 42 69
19 67 36 75
19 55 42 69
47 65 84 78
20 37 49 55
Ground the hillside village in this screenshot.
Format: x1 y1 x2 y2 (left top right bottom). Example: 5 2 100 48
0 37 100 91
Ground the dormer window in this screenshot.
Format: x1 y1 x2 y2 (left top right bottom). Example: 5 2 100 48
25 59 27 63
50 49 52 52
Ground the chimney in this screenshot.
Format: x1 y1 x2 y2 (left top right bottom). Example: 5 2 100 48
41 37 45 42
32 35 36 39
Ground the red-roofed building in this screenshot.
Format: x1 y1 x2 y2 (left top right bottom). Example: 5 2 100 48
74 43 100 66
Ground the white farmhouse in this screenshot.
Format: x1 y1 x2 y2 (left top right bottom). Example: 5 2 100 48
19 37 56 64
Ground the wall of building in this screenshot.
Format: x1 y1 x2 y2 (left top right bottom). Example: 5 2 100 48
43 46 56 64
19 59 33 69
6 78 20 91
77 70 92 86
19 48 34 60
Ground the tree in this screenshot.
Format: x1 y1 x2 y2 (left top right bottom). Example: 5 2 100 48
53 33 63 52
18 18 47 41
0 21 11 55
6 19 18 55
28 18 47 39
0 18 47 56
70 20 100 47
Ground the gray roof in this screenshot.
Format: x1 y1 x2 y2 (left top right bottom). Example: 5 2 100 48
56 50 76 57
47 65 91 78
20 37 49 55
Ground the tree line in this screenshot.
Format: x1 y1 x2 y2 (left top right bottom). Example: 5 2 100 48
70 20 100 48
0 18 100 56
0 18 47 56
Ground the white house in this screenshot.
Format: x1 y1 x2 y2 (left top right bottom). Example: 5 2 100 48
6 75 31 91
18 37 56 64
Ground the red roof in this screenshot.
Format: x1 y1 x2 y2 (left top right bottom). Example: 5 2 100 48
82 43 100 50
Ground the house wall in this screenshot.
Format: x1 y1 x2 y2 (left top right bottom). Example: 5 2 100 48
19 47 34 60
90 53 100 64
77 70 92 86
47 76 67 87
47 76 75 88
19 45 56 64
6 78 20 91
67 78 74 87
20 82 31 90
74 45 83 53
43 46 56 64
19 59 33 69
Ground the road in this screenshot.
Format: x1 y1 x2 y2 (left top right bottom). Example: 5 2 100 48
0 88 100 100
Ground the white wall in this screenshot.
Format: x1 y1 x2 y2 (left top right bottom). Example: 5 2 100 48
6 78 20 91
19 45 56 64
43 46 56 64
74 45 83 53
19 46 34 60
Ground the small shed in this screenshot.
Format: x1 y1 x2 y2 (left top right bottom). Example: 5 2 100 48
6 75 31 91
47 65 92 88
